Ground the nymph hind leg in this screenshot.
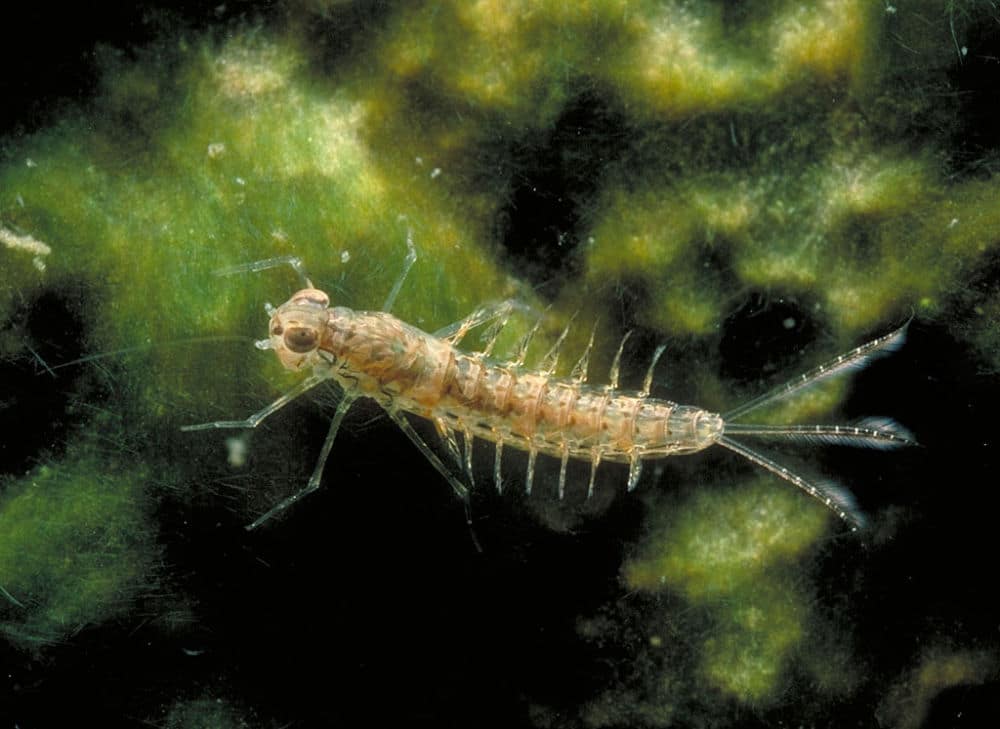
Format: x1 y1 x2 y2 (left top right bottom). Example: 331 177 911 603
387 411 470 501
245 393 359 530
386 409 481 551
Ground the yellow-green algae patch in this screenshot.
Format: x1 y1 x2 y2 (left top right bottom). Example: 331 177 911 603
578 130 996 339
699 581 807 701
609 0 880 117
625 479 828 599
0 443 158 650
619 480 832 703
877 648 999 729
330 0 997 351
338 0 1000 348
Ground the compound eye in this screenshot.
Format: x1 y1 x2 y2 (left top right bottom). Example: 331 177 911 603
283 326 319 353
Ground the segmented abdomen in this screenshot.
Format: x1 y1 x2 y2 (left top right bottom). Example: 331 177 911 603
327 312 713 463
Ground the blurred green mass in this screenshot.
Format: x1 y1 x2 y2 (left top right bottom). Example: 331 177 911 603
0 441 158 649
623 481 844 705
877 647 999 729
1 0 999 724
567 481 854 726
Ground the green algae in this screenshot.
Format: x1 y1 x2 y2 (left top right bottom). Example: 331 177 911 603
625 478 829 600
570 479 865 725
0 442 158 649
353 0 1000 344
623 480 829 703
699 582 807 701
877 647 999 729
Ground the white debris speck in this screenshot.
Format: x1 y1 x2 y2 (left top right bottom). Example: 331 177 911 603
225 435 249 468
207 142 226 159
429 167 442 179
25 158 37 168
340 250 351 264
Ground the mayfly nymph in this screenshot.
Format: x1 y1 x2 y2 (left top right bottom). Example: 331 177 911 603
183 234 915 531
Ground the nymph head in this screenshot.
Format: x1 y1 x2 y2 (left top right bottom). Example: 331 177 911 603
257 288 330 371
